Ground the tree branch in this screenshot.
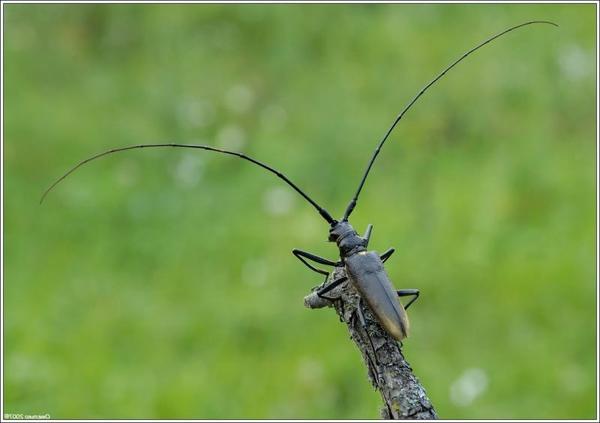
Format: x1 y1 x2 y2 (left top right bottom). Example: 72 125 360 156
304 267 438 420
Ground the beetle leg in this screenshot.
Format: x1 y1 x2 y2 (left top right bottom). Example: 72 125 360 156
350 304 379 377
380 248 395 263
316 276 348 301
356 298 381 369
292 249 339 277
338 300 345 321
363 224 373 247
355 298 368 326
397 289 420 310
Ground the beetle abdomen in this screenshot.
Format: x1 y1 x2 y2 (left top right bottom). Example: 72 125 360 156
345 251 409 341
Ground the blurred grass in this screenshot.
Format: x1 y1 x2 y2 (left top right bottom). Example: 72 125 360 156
3 3 596 419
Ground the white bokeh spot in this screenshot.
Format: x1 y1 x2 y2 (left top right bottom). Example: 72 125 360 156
558 44 592 81
242 257 268 287
449 367 489 407
225 84 255 114
172 154 204 188
216 124 246 151
263 186 295 216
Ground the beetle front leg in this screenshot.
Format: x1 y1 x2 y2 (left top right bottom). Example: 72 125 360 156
380 248 395 263
363 224 373 247
293 249 341 285
292 248 340 281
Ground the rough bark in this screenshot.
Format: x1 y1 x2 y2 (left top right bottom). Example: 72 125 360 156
304 266 438 420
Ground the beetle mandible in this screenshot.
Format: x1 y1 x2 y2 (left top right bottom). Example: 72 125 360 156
41 21 557 342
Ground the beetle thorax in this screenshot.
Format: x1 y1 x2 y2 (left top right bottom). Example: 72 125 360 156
328 221 367 258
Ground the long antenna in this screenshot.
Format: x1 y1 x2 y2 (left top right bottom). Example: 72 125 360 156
342 20 558 221
41 143 336 224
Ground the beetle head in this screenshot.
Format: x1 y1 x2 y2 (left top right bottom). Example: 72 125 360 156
328 221 366 257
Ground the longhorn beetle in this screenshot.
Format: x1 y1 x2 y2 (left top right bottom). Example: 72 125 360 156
42 21 557 343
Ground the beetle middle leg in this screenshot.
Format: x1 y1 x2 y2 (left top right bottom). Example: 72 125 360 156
360 224 396 263
307 274 348 320
315 275 348 301
380 248 395 263
397 289 420 310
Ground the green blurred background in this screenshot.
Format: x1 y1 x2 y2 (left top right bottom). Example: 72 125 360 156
3 3 596 419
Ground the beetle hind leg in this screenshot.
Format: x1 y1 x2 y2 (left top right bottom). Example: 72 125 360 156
355 298 382 369
397 289 420 310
